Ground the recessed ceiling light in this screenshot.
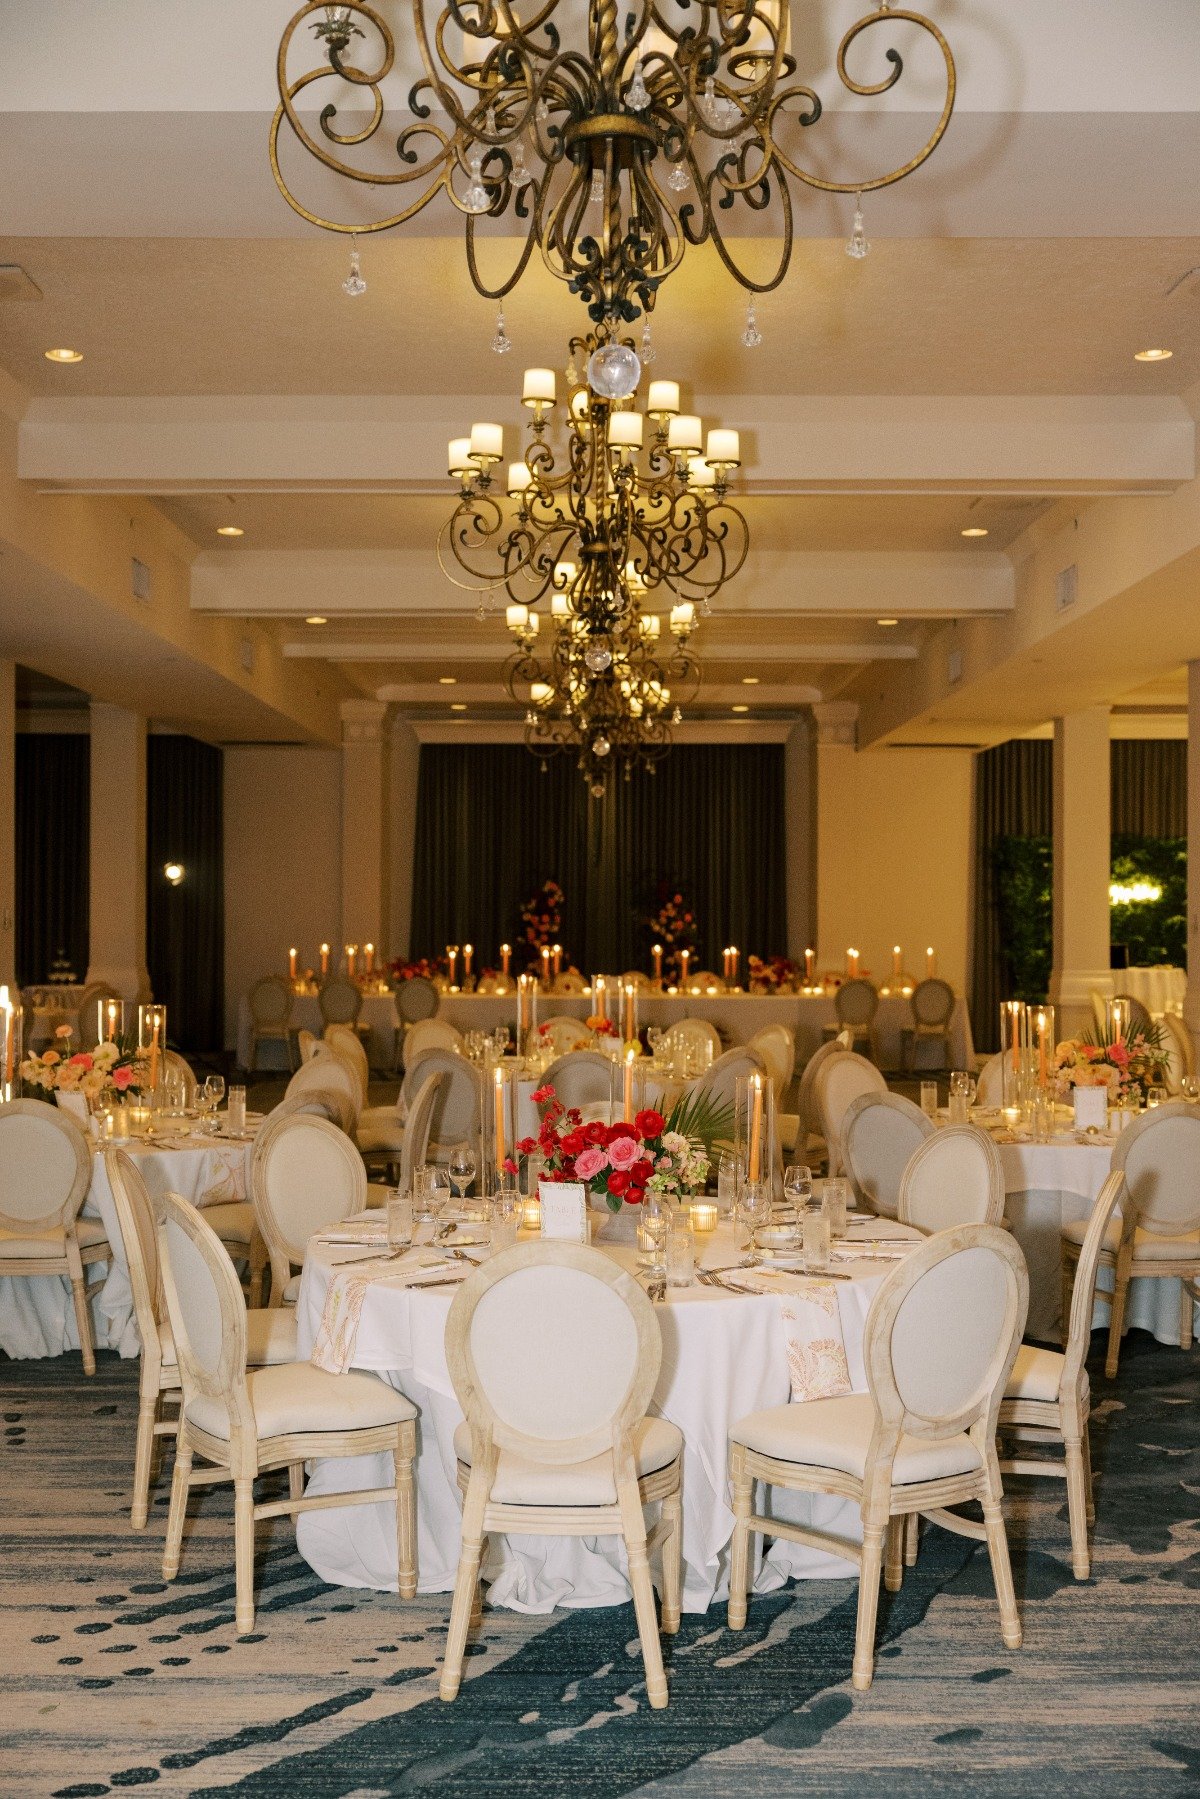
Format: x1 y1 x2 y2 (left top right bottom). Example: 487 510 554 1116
731 703 750 713
44 347 83 363
450 702 468 712
1134 347 1173 362
216 524 244 537
741 675 760 685
304 615 327 626
439 675 457 685
876 617 899 627
961 526 989 538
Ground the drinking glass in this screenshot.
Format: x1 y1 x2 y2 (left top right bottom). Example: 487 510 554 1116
1182 1076 1200 1104
646 1026 663 1055
783 1163 812 1216
204 1074 225 1128
802 1205 831 1272
449 1142 477 1206
227 1085 247 1134
822 1177 849 1237
638 1192 672 1278
387 1191 413 1247
1147 1085 1168 1109
716 1150 740 1217
666 1223 695 1288
920 1081 939 1121
490 1185 521 1255
738 1179 771 1267
948 1071 974 1126
493 1027 510 1057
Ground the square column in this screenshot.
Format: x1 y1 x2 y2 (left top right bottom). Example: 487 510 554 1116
389 718 420 963
1049 707 1113 1038
0 660 15 990
341 699 391 961
1185 663 1200 1062
813 702 859 969
86 703 151 1001
784 718 816 961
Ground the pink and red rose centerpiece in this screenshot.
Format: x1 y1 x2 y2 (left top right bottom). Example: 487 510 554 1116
518 1084 709 1213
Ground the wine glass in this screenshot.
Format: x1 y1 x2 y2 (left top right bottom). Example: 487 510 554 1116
716 1150 740 1217
783 1162 812 1218
448 1141 477 1209
203 1075 225 1132
638 1192 672 1280
1182 1076 1200 1104
738 1180 771 1267
426 1166 452 1232
1146 1084 1168 1109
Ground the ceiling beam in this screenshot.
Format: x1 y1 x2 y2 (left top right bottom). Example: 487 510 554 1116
287 639 920 665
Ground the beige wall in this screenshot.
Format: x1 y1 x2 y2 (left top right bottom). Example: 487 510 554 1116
223 745 343 1048
816 744 974 1000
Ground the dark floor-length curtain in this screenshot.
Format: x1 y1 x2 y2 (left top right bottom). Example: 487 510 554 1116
15 733 90 987
971 740 1052 1051
409 744 786 973
1111 739 1186 837
147 736 224 1051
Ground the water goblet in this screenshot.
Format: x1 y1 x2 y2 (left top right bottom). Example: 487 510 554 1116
387 1190 413 1248
637 1192 672 1279
448 1141 477 1209
802 1204 831 1272
1146 1084 1168 1110
783 1162 812 1218
1182 1076 1200 1104
202 1075 225 1132
490 1185 521 1255
716 1150 740 1217
666 1223 695 1288
738 1179 771 1267
920 1080 939 1121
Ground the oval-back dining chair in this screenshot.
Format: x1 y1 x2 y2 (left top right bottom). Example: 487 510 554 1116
251 1111 368 1305
814 1050 887 1176
897 1126 1005 1233
0 1098 103 1373
842 1091 933 1220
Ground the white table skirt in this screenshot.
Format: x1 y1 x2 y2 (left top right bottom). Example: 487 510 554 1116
999 1136 1199 1346
437 992 974 1072
1119 966 1186 1018
236 993 399 1072
0 1135 253 1363
293 1226 895 1613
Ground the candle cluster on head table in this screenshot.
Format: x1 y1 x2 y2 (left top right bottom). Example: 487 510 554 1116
320 942 330 977
651 943 663 983
722 946 740 986
541 945 552 984
345 942 358 978
446 944 459 987
680 948 692 986
288 945 298 982
845 947 860 980
892 945 903 978
364 942 375 976
926 945 937 978
552 943 562 979
463 943 473 982
500 942 512 977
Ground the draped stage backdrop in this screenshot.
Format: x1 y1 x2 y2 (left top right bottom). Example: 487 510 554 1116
147 735 225 1051
972 738 1187 1049
410 743 786 974
15 733 90 988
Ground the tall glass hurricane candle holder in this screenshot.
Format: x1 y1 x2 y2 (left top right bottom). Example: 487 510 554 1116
138 1004 168 1099
0 985 22 1103
1031 1003 1056 1094
97 997 126 1050
1104 996 1132 1047
999 1000 1030 1110
736 1071 777 1202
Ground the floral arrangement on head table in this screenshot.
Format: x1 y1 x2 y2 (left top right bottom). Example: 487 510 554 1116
21 1023 150 1102
643 883 700 982
518 1085 709 1211
520 879 565 961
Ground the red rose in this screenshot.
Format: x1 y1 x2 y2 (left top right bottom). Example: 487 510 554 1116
632 1158 654 1185
625 1186 645 1206
531 1083 554 1104
634 1108 664 1139
608 1121 637 1142
586 1121 611 1146
516 1136 536 1157
567 1107 582 1125
561 1158 576 1180
607 1170 630 1197
561 1129 586 1157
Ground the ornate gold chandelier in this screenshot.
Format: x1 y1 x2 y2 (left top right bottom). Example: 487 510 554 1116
441 328 743 792
272 2 956 327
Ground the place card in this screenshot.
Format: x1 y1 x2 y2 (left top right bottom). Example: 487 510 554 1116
538 1181 588 1242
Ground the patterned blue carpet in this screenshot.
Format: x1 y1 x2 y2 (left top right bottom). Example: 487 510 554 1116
2 1331 1198 1797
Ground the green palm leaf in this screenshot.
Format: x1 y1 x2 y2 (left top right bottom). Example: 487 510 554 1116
664 1088 735 1163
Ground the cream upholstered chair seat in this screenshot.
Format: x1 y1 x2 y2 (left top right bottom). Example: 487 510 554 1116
452 1415 682 1506
1060 1214 1199 1261
186 1360 411 1442
1005 1343 1088 1405
0 1214 110 1256
157 1307 298 1371
356 1107 407 1154
731 1395 983 1487
202 1200 255 1245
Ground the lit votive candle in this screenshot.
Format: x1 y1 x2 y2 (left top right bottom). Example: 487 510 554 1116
521 1195 542 1232
926 946 937 978
690 1201 718 1235
1001 1106 1021 1131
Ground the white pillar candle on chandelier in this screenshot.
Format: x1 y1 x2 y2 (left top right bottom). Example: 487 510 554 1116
507 461 533 497
608 410 644 450
447 437 472 478
667 413 702 455
669 601 695 636
705 427 741 468
468 421 503 465
506 602 530 635
647 380 680 419
521 367 556 408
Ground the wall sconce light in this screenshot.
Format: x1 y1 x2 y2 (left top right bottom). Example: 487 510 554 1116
163 861 185 886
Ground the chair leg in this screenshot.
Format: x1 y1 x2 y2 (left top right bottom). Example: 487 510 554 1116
1180 1279 1195 1352
441 1477 488 1702
1060 1253 1076 1351
70 1274 96 1376
981 1469 1022 1650
727 1446 753 1630
1063 1434 1091 1581
903 1511 920 1567
884 1516 904 1593
625 1525 669 1710
469 1540 487 1634
288 1462 305 1502
852 1522 885 1691
1105 1269 1130 1379
1082 1419 1096 1524
247 1232 268 1312
162 1438 193 1580
234 1475 257 1635
131 1388 159 1530
394 1429 418 1601
660 1478 683 1635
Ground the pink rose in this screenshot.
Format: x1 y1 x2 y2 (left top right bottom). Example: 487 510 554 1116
574 1145 607 1180
608 1134 641 1171
112 1066 136 1091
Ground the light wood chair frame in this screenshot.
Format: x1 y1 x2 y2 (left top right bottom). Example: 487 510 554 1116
999 1169 1127 1579
1061 1100 1200 1377
322 1025 371 1107
728 1224 1028 1690
0 1098 105 1374
285 1052 363 1128
842 1090 934 1219
152 1188 416 1633
897 1125 1006 1232
441 1242 683 1708
904 977 956 1073
247 975 298 1073
1161 1012 1195 1090
251 1111 368 1306
831 977 883 1065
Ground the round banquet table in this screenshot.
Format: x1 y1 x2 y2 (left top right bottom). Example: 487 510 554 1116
235 992 399 1072
292 1223 920 1614
994 1129 1198 1347
0 1127 256 1363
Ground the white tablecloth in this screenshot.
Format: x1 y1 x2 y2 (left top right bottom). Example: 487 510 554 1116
437 991 974 1072
293 1225 910 1614
236 993 399 1071
998 1133 1198 1346
0 1134 254 1362
1119 966 1187 1018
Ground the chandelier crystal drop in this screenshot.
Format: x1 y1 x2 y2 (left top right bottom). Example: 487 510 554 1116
440 329 746 793
272 2 956 326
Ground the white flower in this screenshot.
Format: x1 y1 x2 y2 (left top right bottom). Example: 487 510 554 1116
662 1130 689 1156
92 1041 120 1067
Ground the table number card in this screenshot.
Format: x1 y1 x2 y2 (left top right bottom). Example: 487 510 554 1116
539 1181 588 1242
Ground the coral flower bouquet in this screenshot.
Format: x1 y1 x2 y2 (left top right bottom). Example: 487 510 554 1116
518 1085 709 1213
1052 1030 1169 1104
21 1024 151 1106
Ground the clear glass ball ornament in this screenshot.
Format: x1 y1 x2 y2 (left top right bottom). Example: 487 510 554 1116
584 640 613 674
587 341 641 401
590 781 606 799
592 734 611 757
